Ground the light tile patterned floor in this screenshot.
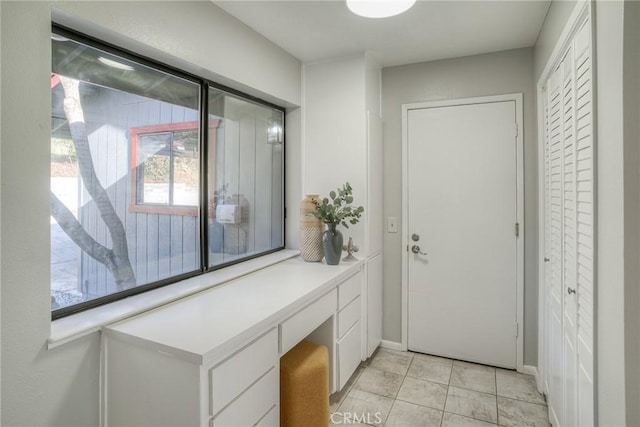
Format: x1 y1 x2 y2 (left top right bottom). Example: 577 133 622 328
330 348 551 427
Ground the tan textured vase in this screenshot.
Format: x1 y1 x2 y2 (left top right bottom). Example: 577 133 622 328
300 195 324 262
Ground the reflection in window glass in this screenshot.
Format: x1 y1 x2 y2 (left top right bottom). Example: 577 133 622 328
208 88 284 267
138 132 172 205
135 129 199 206
51 33 201 312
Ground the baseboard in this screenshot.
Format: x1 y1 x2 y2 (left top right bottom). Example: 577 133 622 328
523 365 538 381
379 340 403 351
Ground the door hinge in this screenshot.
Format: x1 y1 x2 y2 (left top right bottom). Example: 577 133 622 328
515 223 520 237
515 123 519 137
515 322 519 338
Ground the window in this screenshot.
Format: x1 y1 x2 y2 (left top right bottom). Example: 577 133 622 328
207 88 284 267
50 27 285 318
129 122 201 215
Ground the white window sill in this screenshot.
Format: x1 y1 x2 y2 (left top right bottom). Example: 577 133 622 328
49 249 300 349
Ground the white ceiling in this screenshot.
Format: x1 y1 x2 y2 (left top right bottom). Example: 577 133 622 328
213 0 551 68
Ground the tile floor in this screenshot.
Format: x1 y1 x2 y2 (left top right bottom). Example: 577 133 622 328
330 348 551 427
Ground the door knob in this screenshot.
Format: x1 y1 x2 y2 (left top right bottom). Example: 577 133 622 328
411 245 427 255
544 257 550 262
567 287 576 295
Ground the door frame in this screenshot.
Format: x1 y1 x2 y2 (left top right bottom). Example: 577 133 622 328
401 94 525 373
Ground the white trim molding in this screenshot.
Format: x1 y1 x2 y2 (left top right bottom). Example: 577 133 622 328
523 365 539 381
380 340 403 351
401 93 525 373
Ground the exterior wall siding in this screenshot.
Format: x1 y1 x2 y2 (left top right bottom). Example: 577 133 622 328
79 89 200 297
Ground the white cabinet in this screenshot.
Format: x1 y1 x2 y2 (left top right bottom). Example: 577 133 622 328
338 321 362 390
366 253 383 356
336 273 363 389
104 327 278 427
104 336 202 427
211 366 278 426
366 113 383 357
280 288 337 354
338 296 360 338
303 54 383 360
210 329 278 416
103 257 363 426
337 297 362 389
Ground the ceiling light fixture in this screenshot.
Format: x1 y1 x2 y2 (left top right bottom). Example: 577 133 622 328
51 34 70 42
346 0 416 18
98 56 134 71
267 118 283 145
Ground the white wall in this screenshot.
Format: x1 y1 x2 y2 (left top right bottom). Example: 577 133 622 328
54 1 301 108
285 107 302 250
381 48 538 364
365 53 382 120
303 55 367 249
533 1 577 81
595 2 627 424
0 2 301 425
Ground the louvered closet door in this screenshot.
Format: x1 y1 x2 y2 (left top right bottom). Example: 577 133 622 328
573 20 594 427
562 44 578 427
543 16 594 427
546 66 565 427
541 77 551 399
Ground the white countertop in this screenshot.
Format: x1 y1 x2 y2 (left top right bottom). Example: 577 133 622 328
104 256 363 365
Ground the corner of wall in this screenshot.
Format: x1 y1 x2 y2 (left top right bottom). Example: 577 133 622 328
285 107 302 250
0 0 3 422
623 1 640 425
533 0 579 82
595 1 628 424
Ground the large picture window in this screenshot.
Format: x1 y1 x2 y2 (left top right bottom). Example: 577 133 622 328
50 27 285 317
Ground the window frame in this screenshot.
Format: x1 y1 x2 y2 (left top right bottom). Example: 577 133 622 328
51 24 286 320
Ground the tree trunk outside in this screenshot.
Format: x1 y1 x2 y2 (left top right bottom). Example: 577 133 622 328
52 76 136 292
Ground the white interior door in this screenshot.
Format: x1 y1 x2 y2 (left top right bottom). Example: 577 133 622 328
561 46 579 427
573 21 594 427
406 99 519 369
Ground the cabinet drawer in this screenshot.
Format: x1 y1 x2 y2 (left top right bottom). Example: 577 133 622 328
280 288 337 354
338 273 361 310
210 328 278 415
212 367 278 427
255 404 279 427
338 321 362 390
338 296 361 339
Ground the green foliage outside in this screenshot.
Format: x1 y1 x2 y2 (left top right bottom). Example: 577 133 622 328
143 155 170 183
51 137 77 160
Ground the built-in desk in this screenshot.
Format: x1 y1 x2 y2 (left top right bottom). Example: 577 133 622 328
102 256 364 427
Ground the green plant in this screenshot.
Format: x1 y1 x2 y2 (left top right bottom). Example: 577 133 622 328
309 182 364 228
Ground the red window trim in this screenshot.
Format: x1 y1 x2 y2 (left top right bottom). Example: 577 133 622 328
129 120 219 216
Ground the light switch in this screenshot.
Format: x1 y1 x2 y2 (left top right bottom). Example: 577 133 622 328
387 217 398 233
